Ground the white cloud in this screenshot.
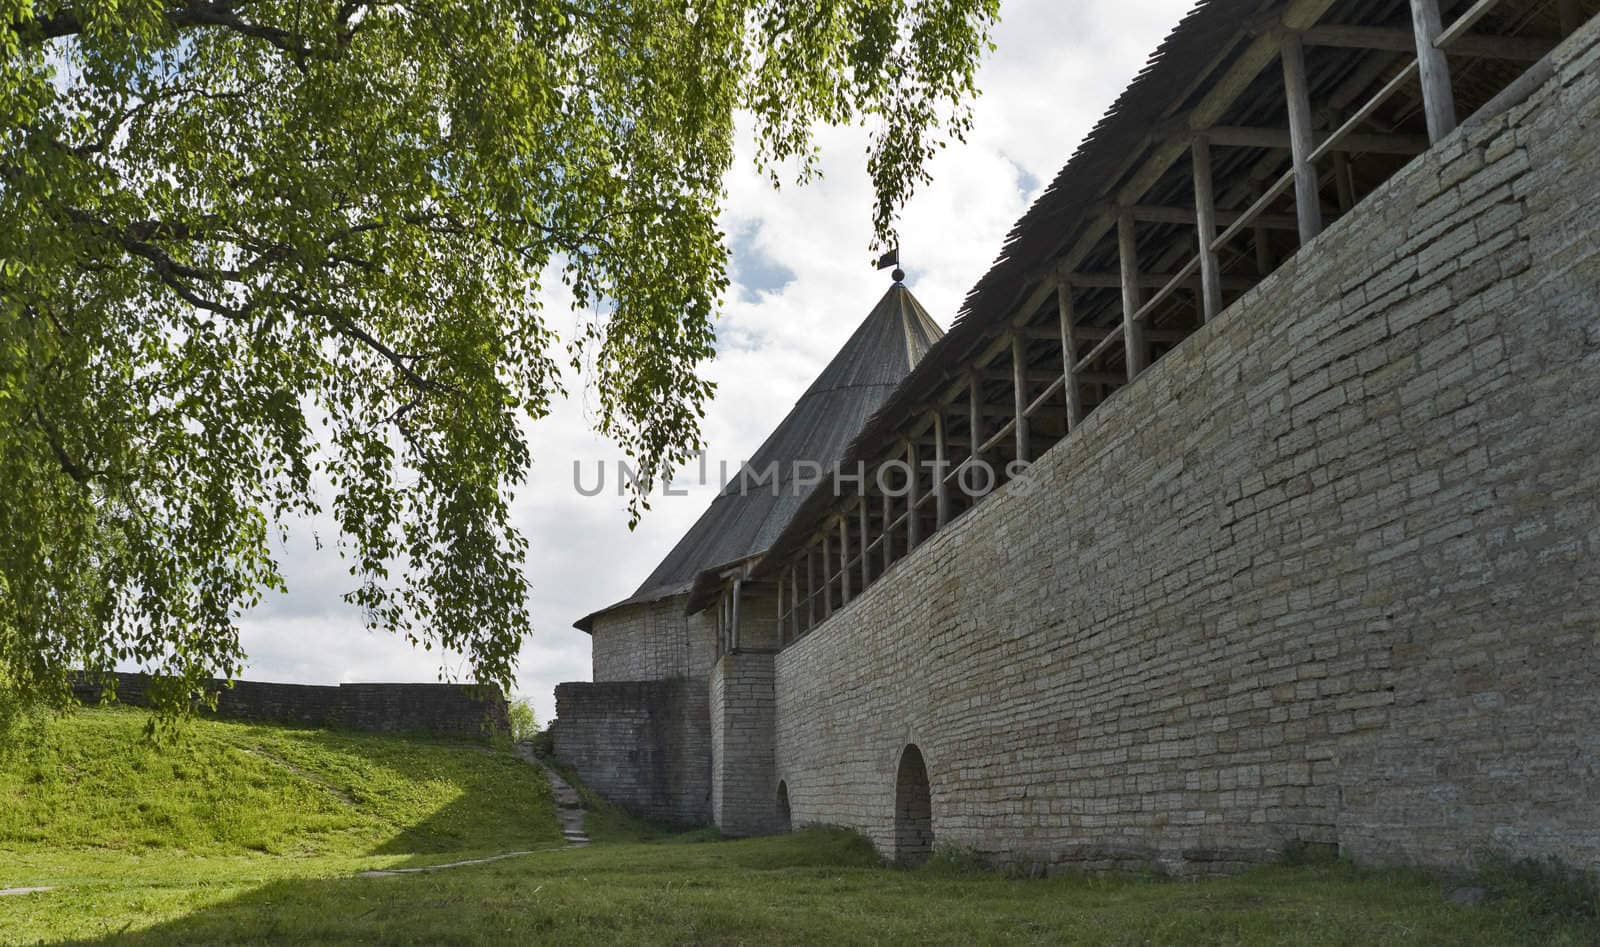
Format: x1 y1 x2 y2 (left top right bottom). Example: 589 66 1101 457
231 0 1198 727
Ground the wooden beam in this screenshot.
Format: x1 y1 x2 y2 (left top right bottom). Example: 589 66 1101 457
1047 325 1189 343
1054 0 1344 286
788 564 799 643
1118 209 1148 378
880 491 893 569
806 544 816 629
1063 270 1259 290
904 440 920 549
1302 24 1551 61
833 0 1353 484
1119 204 1301 230
1192 136 1222 323
932 410 949 529
1057 279 1084 426
822 535 835 617
983 367 1102 385
1011 334 1032 461
837 517 850 604
1410 0 1457 142
873 0 1340 461
1073 325 1124 376
977 417 1017 457
1436 0 1521 51
1281 33 1324 244
1186 125 1428 154
1332 148 1356 212
775 572 784 646
967 372 984 464
858 495 870 589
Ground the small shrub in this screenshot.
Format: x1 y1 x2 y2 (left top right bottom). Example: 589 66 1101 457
506 697 539 743
922 845 995 875
1474 851 1600 924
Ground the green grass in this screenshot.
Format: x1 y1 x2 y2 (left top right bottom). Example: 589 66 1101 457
1 707 1593 945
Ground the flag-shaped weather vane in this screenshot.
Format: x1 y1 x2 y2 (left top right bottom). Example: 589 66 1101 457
875 247 905 284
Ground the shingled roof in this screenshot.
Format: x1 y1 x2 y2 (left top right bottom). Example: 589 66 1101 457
575 281 944 631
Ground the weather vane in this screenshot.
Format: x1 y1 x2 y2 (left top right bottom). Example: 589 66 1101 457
875 247 905 284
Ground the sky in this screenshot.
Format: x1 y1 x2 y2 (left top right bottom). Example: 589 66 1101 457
235 0 1199 725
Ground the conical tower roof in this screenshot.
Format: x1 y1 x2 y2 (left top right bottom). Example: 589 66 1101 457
576 282 943 630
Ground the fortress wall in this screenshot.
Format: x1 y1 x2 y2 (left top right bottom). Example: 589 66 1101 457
772 23 1600 875
590 595 718 682
551 679 711 824
73 672 507 741
710 652 782 836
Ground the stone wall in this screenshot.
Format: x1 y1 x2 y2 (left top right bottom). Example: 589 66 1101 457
710 653 782 836
73 672 508 741
772 24 1600 875
551 679 711 824
590 594 718 682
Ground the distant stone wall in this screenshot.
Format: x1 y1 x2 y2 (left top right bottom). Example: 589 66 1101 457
73 672 508 741
710 653 781 836
772 25 1600 875
589 594 717 682
551 679 711 824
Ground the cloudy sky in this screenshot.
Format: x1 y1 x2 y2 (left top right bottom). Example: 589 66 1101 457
237 0 1198 725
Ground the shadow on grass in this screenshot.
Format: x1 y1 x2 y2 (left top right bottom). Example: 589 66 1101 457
59 831 1600 947
64 829 880 945
226 723 568 863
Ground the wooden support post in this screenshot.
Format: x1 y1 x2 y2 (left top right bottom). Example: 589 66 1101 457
967 372 984 466
730 578 742 652
1252 180 1277 275
821 534 833 618
806 545 816 630
932 410 949 528
1118 209 1148 378
1558 0 1582 36
881 491 894 567
1332 150 1356 212
788 563 799 643
905 440 921 549
1191 136 1223 323
1281 33 1324 244
837 516 851 605
858 496 870 589
775 572 784 646
1056 279 1084 426
1011 333 1032 461
1410 0 1457 143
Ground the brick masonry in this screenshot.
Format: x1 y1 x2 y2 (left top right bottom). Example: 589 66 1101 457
710 653 783 836
767 25 1600 874
551 678 711 824
73 672 508 741
590 595 717 682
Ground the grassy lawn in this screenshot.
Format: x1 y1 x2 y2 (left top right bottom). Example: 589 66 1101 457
2 708 1594 945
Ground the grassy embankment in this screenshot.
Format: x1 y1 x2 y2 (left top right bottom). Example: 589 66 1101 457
1 706 1594 945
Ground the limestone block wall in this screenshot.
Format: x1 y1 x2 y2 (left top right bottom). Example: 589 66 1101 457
772 25 1600 875
73 672 508 741
710 653 782 836
590 594 718 682
735 586 782 652
551 679 711 824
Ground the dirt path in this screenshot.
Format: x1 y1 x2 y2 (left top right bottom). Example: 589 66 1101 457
530 754 590 847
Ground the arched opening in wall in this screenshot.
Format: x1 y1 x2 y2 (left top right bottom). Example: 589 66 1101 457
893 744 934 866
775 780 792 833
